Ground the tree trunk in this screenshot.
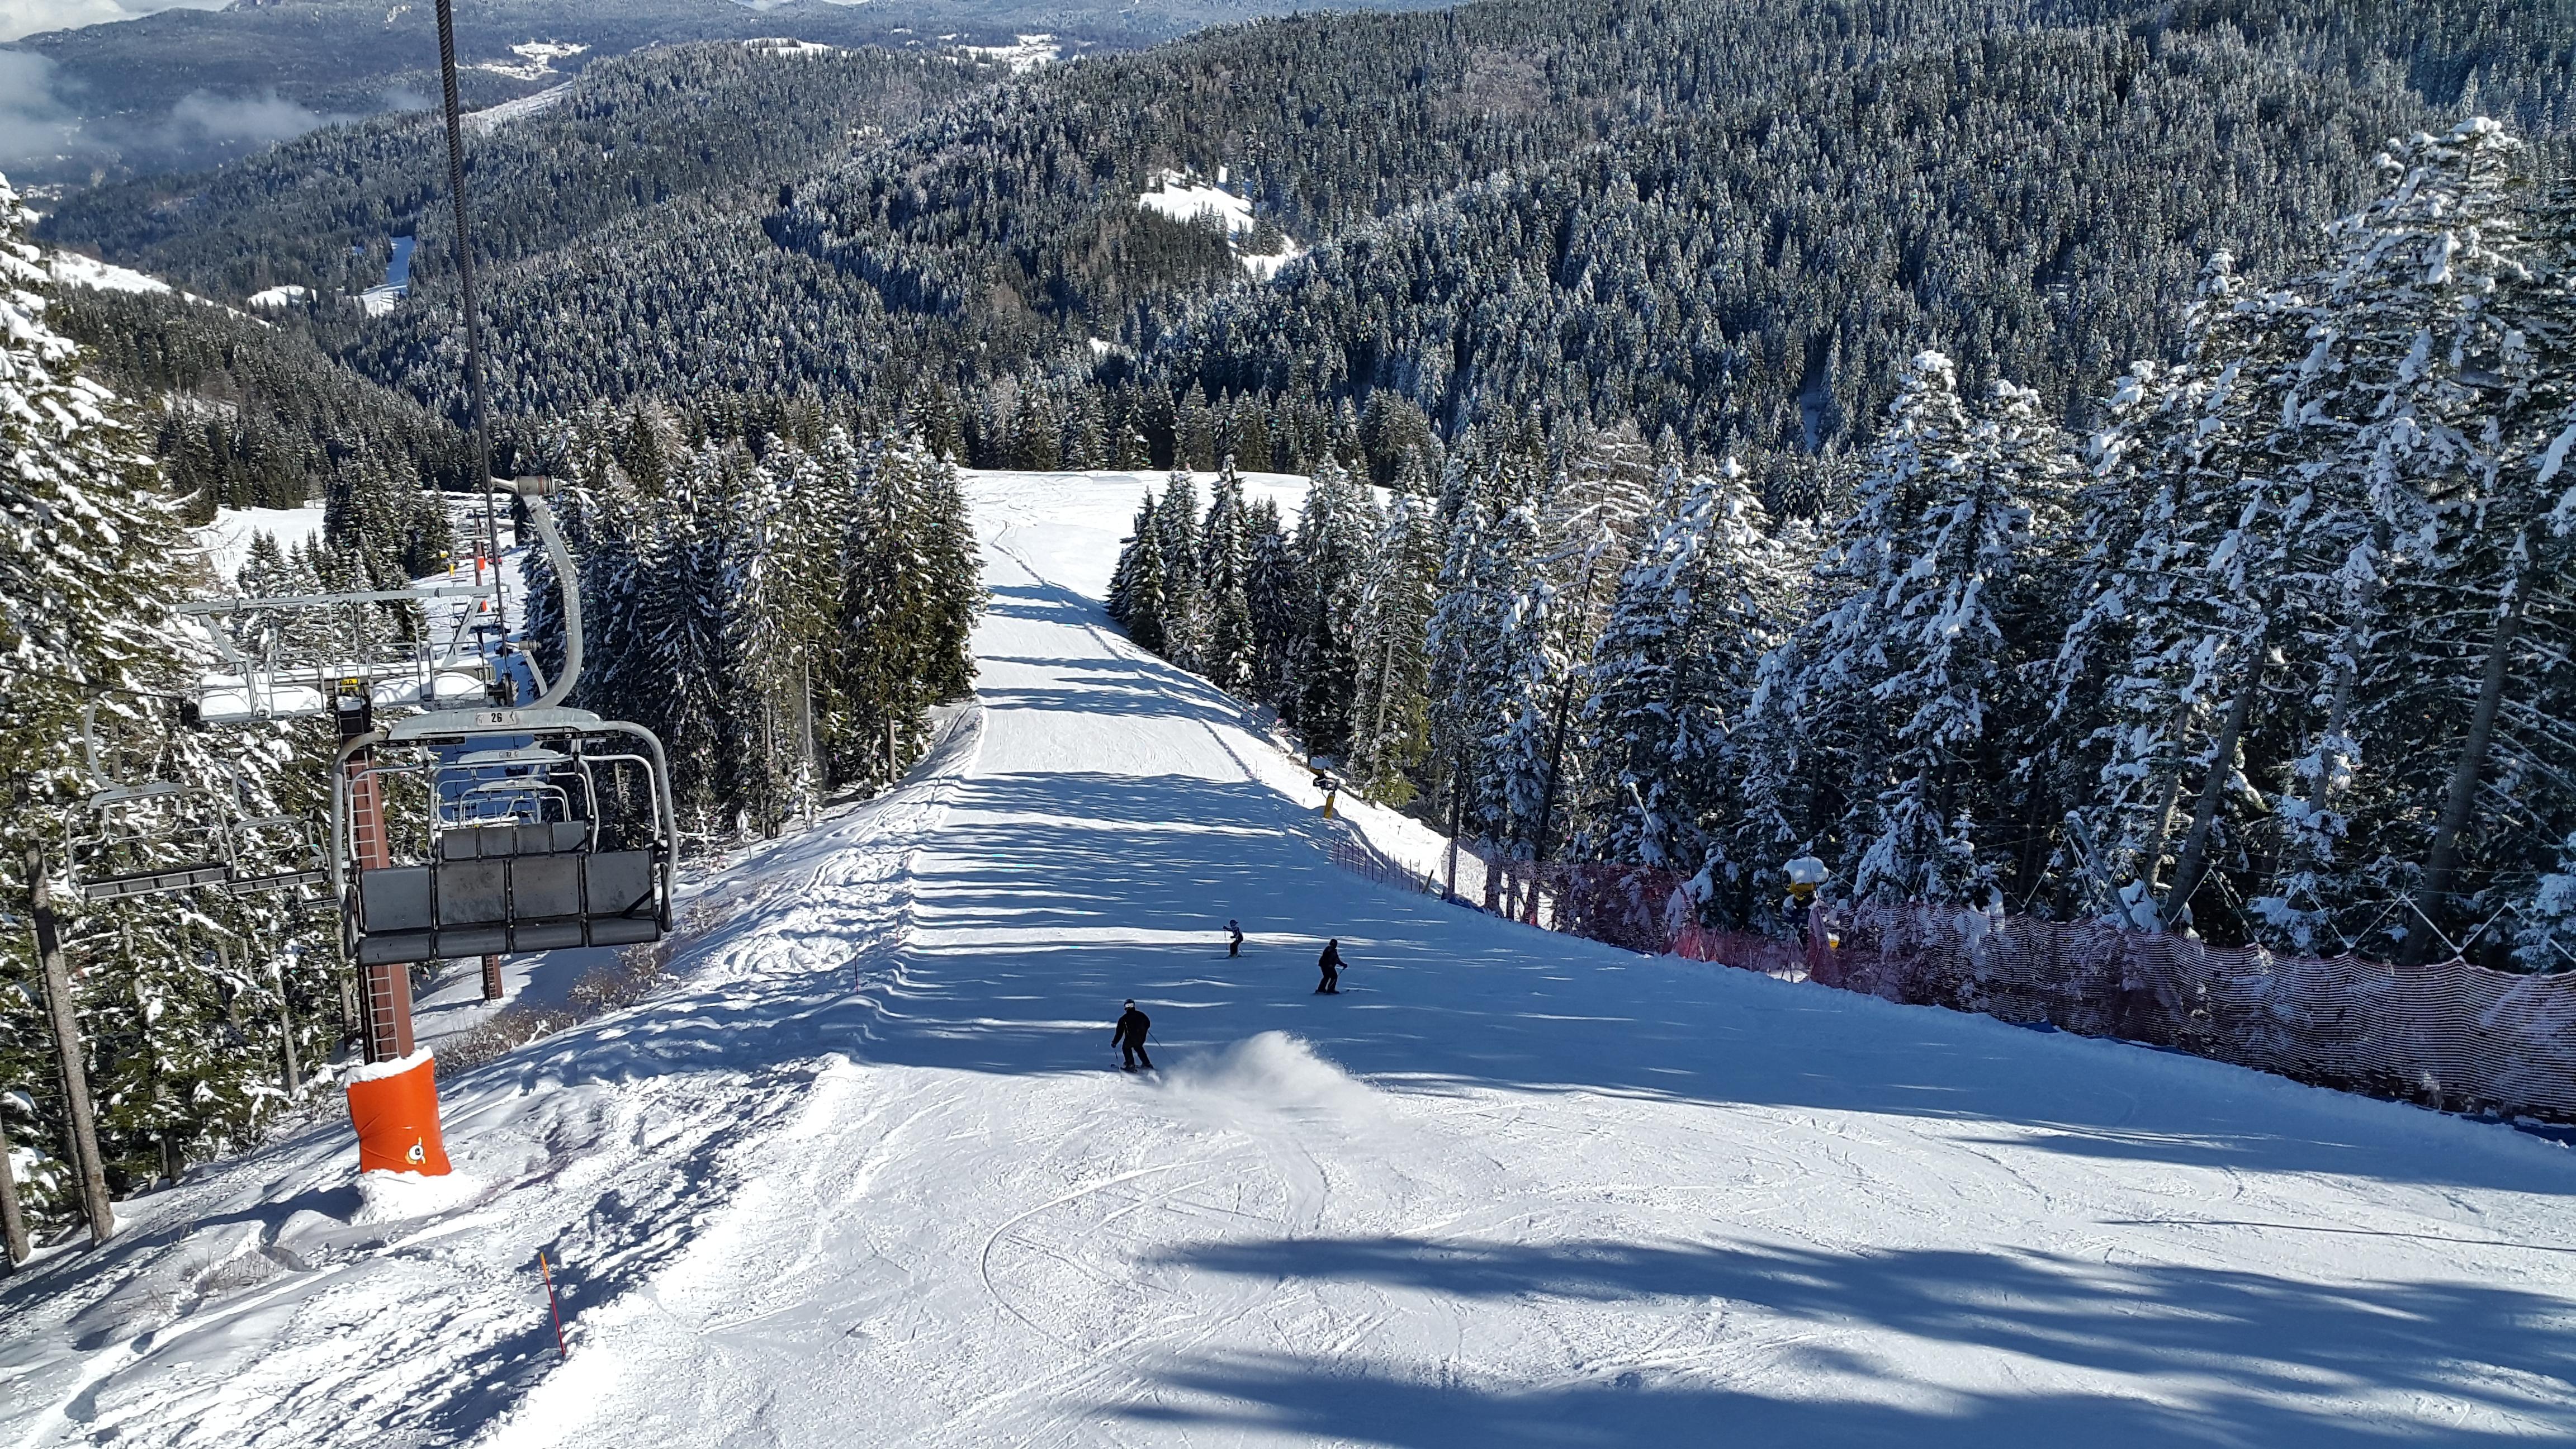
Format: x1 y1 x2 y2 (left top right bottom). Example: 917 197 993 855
274 953 302 1095
1446 755 1464 901
2158 632 2268 930
26 844 115 1245
0 1105 29 1268
2399 589 2527 967
2138 699 2196 892
1529 674 1582 873
2275 524 2386 899
1527 558 1604 878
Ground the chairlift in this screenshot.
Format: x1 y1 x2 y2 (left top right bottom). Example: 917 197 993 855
325 478 680 967
62 705 238 903
224 811 332 899
176 576 504 727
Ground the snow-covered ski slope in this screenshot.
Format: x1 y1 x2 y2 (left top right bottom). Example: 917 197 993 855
5 468 2574 1447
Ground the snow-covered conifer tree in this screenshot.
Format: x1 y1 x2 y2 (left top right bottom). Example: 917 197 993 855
1582 459 1797 921
1199 460 1254 692
1345 487 1441 802
1153 468 1204 669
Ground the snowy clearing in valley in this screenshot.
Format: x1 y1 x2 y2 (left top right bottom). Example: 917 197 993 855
192 501 327 584
2 469 2572 1446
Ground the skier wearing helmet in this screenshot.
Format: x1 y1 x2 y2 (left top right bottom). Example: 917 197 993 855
1112 1001 1154 1071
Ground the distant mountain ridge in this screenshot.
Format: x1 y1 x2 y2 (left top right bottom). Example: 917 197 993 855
0 0 1449 186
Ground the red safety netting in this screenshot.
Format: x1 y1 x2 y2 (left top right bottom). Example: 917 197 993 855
1325 835 2576 1123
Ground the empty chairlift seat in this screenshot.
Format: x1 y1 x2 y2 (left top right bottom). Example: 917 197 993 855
354 821 662 964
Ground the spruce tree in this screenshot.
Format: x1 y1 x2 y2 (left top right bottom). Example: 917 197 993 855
1199 460 1254 693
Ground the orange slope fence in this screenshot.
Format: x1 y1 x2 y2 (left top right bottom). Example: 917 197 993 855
1325 835 2576 1123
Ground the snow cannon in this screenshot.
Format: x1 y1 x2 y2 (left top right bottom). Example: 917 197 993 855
1783 855 1827 905
345 1050 452 1176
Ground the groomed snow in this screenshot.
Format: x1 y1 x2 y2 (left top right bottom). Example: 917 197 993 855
463 83 574 136
3 469 2573 1446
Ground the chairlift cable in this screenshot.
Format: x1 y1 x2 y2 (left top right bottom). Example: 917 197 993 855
432 0 504 640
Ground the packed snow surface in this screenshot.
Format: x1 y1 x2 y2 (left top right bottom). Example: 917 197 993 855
4 468 2574 1446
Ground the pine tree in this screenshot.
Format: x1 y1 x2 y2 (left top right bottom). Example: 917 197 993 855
1 170 239 1227
2066 255 2316 931
1199 460 1254 693
1124 514 1170 657
1106 487 1156 628
1583 460 1797 921
1764 351 2065 908
1153 468 1204 669
1345 487 1440 802
1289 459 1379 757
1243 496 1301 704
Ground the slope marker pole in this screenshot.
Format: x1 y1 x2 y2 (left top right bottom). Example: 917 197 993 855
538 1251 568 1357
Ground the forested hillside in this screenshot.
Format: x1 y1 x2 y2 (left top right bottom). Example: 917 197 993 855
199 0 2564 458
1106 119 2576 973
51 287 472 530
42 44 1002 302
1 0 1376 186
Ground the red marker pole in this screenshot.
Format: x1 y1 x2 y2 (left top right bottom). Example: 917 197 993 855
537 1251 568 1357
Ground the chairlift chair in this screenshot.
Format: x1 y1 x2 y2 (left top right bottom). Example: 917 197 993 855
61 705 238 902
323 479 681 967
224 811 333 899
176 577 504 727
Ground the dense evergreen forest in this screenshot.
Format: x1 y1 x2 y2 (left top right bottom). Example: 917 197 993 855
1109 120 2576 976
7 0 2576 1244
42 44 1005 302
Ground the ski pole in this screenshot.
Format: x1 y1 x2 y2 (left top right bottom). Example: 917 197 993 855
537 1250 568 1358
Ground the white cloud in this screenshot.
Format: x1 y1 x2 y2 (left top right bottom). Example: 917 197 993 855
163 88 344 146
0 0 226 43
0 50 94 174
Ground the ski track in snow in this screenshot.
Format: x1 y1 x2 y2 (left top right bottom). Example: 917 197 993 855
4 469 2575 1446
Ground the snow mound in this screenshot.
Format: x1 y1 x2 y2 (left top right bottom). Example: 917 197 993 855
352 1168 486 1224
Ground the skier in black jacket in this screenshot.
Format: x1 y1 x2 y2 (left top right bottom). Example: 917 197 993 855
1112 1001 1154 1071
1315 939 1342 995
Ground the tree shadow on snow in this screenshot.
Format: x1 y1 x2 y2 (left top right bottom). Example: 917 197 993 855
884 768 2576 1198
1109 1236 2576 1445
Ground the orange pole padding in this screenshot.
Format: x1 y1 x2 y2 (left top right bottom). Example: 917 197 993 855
344 1052 452 1176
